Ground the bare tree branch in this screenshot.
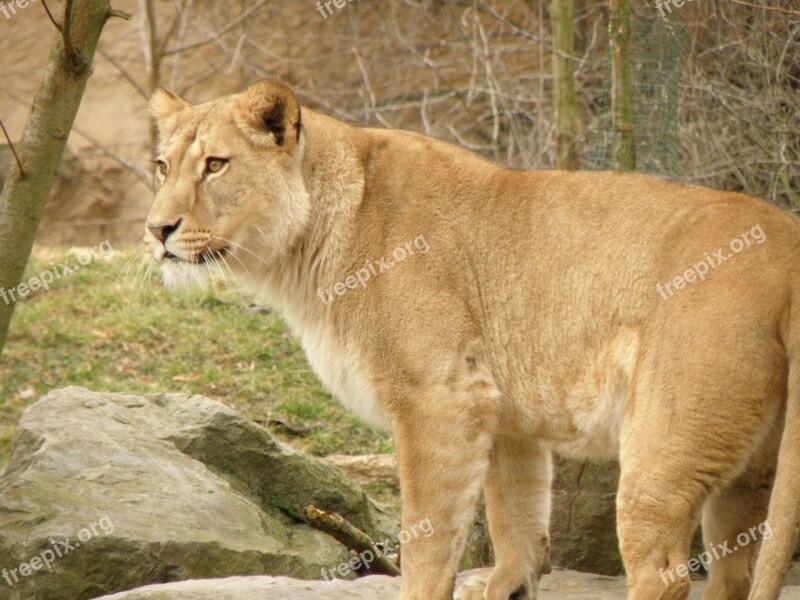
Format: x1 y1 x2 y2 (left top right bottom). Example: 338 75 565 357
305 505 400 577
98 47 149 99
727 0 800 15
169 0 195 89
138 0 160 94
40 0 62 32
70 128 153 188
107 8 132 20
157 0 187 60
162 0 268 57
0 85 153 188
63 0 76 64
0 119 25 178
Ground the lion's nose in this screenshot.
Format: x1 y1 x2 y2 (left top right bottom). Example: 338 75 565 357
147 218 182 244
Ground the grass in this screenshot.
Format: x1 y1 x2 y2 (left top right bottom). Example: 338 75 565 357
0 245 394 473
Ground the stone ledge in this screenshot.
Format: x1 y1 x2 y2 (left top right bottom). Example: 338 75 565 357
92 568 800 600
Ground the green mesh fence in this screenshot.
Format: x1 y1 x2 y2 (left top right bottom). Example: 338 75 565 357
586 11 686 178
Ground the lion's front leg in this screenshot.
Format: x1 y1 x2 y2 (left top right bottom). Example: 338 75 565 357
393 383 499 600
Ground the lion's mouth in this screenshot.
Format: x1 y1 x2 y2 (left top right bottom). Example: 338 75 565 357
164 247 230 264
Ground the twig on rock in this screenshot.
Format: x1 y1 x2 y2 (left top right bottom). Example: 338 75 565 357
304 505 401 577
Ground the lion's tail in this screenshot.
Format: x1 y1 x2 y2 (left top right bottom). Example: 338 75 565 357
749 285 800 600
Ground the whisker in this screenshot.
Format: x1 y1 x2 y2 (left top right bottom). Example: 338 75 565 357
216 253 250 302
216 252 237 281
136 256 155 298
114 244 143 288
131 252 148 287
211 235 269 266
127 253 151 303
220 247 255 282
206 255 226 297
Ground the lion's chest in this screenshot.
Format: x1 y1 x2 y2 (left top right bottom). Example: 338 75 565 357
300 327 391 430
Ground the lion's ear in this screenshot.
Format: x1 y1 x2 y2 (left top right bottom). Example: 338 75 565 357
149 89 191 120
237 80 302 149
149 89 191 142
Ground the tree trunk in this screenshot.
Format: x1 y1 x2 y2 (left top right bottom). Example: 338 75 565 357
0 0 124 356
609 0 636 171
138 0 161 153
550 0 581 170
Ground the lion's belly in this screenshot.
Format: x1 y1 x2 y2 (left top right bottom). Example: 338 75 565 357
301 327 391 430
530 327 639 460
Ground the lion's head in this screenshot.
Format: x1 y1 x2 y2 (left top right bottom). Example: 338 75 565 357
145 80 308 288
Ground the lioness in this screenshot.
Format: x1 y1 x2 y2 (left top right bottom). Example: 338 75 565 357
144 80 800 600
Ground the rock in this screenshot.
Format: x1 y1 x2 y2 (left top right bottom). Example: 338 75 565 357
0 387 397 600
323 454 399 489
462 493 494 569
550 457 622 575
87 567 800 600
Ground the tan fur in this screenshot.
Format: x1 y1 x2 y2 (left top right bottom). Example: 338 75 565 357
145 80 800 600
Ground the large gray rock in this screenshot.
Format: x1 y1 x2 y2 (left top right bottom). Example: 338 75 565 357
550 458 621 575
87 567 800 600
0 387 397 600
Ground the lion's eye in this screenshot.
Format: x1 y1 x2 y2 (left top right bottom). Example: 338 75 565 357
205 157 228 175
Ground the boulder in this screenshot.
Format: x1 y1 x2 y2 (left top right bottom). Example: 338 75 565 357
550 457 622 575
322 454 399 489
88 568 627 600
87 566 800 600
0 387 397 600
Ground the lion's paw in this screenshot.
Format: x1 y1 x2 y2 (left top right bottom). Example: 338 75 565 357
454 572 489 600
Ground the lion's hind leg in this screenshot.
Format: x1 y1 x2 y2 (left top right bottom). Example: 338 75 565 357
700 418 779 600
617 319 784 600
